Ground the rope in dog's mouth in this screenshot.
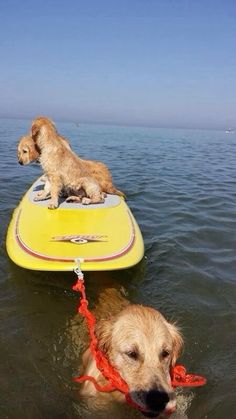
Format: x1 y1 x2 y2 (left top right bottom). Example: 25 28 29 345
72 261 206 414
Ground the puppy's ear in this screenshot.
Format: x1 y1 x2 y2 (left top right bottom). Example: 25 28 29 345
95 319 113 355
29 144 40 160
31 123 40 139
168 323 184 366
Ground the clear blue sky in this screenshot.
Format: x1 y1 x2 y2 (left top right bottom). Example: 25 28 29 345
0 0 235 129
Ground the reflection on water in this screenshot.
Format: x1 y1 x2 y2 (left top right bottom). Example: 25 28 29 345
1 119 236 418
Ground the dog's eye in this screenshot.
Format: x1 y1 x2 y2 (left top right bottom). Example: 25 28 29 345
23 149 28 154
161 349 170 359
125 350 138 360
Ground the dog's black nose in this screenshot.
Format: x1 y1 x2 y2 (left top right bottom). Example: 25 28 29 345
145 389 169 412
18 161 23 165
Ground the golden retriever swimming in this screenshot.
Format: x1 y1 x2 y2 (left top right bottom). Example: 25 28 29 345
77 288 183 417
30 117 106 208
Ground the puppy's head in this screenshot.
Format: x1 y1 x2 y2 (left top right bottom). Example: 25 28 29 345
96 305 183 417
31 116 56 141
17 135 40 165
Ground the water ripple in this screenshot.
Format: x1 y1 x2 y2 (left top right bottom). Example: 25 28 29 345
0 120 236 418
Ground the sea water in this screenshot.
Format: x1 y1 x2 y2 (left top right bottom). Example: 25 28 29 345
0 119 235 418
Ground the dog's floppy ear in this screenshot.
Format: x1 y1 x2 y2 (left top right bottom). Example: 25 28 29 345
29 143 40 160
168 323 184 366
95 319 113 355
31 122 40 139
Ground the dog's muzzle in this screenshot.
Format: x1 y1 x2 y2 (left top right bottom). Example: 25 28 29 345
130 389 176 418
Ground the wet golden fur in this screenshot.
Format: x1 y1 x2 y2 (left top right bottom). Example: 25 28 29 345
17 126 124 200
30 117 106 208
79 288 183 416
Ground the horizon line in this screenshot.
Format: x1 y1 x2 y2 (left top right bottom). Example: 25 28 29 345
0 114 233 132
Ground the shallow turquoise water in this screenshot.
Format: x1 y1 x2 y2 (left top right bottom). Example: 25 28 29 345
0 119 236 418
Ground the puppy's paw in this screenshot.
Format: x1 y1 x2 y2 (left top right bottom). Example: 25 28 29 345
34 194 43 202
34 191 50 201
82 197 91 205
96 195 105 204
66 195 82 203
48 200 58 209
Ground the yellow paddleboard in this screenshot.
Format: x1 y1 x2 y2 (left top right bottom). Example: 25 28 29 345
6 178 144 271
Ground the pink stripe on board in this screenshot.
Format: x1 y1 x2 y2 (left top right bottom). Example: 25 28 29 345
15 209 135 264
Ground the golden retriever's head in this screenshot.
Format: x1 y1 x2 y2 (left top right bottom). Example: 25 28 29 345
96 305 183 417
17 135 40 165
31 116 56 142
31 117 71 151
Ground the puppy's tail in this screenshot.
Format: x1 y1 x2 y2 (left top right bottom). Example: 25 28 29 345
112 188 126 198
102 183 126 198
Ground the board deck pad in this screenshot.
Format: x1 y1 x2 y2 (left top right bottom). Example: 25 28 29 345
7 178 144 271
29 179 121 209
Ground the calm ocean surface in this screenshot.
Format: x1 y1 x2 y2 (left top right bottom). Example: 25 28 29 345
0 119 235 419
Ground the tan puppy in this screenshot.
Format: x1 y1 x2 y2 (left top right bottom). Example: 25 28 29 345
79 288 183 417
30 117 105 209
17 133 124 198
17 134 73 201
